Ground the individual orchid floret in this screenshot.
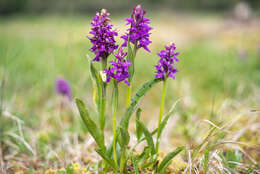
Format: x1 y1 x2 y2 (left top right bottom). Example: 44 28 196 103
55 77 72 100
155 42 180 80
88 9 118 62
105 47 131 85
121 5 152 52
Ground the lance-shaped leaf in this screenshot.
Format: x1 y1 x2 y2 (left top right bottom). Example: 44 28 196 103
95 148 116 170
118 127 130 148
66 163 74 174
75 98 105 149
135 108 142 141
127 40 134 82
136 120 156 155
109 79 161 152
89 62 102 110
157 146 185 173
203 149 210 173
158 161 171 174
191 127 216 159
132 155 140 174
157 100 179 139
119 78 162 131
137 146 151 165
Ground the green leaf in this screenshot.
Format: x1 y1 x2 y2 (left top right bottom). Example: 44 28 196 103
137 146 151 165
141 159 156 169
118 127 130 148
127 40 134 82
157 146 185 173
136 108 142 141
95 148 116 170
136 128 158 148
110 79 161 153
157 100 179 139
132 155 140 174
106 140 113 157
57 171 66 174
28 169 35 174
66 163 74 174
245 168 253 174
158 161 171 174
136 120 156 155
203 149 210 173
119 78 162 131
75 98 105 149
89 61 102 110
191 127 216 159
225 150 242 168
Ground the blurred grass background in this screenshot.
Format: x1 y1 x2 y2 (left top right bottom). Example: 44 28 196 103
1 11 259 119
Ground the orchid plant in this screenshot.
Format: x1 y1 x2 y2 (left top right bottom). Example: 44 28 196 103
76 5 184 174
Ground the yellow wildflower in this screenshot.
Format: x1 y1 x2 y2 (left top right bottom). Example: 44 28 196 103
73 162 80 171
81 167 88 173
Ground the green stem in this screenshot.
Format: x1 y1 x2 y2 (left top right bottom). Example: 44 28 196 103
126 85 132 108
100 90 106 131
119 148 126 173
112 81 118 173
100 60 107 140
156 78 167 153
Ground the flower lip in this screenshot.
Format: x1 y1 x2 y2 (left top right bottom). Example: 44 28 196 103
105 47 131 85
121 4 152 52
88 9 118 62
155 42 180 80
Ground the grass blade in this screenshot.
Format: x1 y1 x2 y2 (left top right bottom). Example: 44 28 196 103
132 155 140 174
191 127 216 159
136 120 156 155
203 149 209 173
157 146 185 173
157 100 179 140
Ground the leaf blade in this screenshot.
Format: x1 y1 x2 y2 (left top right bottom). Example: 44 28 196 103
136 120 156 155
136 108 142 141
119 78 162 131
75 98 105 149
95 148 116 170
157 146 185 173
157 99 179 139
127 40 134 82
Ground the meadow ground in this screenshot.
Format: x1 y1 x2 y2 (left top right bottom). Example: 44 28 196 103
0 12 260 173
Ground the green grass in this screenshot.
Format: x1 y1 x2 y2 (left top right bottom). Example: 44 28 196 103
0 15 259 173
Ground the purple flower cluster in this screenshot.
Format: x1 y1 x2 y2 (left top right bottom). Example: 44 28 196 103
155 43 179 80
88 9 118 62
121 5 152 52
105 48 131 85
56 77 72 100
